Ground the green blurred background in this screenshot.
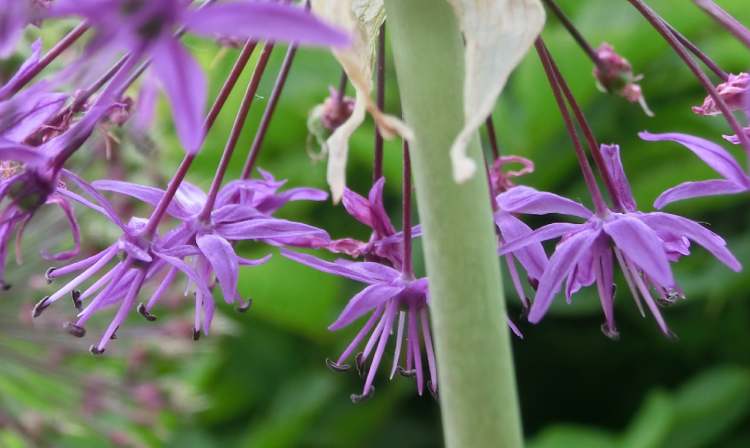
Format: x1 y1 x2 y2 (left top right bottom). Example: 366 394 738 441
2 1 750 446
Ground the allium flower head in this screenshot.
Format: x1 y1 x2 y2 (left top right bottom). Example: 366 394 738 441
498 144 741 337
35 171 332 353
281 249 436 401
593 42 653 116
640 132 750 206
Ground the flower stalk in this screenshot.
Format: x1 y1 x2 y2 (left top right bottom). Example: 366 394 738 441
384 0 523 446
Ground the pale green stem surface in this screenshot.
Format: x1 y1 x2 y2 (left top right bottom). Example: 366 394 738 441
384 1 523 447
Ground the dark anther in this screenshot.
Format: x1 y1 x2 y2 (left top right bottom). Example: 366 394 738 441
398 367 416 378
71 290 82 311
354 352 366 377
89 345 105 355
45 267 56 283
350 386 375 404
237 298 253 313
428 381 439 401
192 328 201 341
64 322 86 338
1 281 10 290
137 303 157 321
110 326 119 340
527 276 539 291
32 296 50 318
325 358 350 372
600 323 621 341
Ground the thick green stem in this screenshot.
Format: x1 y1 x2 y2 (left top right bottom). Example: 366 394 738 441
384 1 523 447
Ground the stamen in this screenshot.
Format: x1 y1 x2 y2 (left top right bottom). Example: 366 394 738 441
236 298 252 313
64 321 86 338
89 345 105 355
32 296 50 318
71 289 82 311
137 303 157 321
325 358 350 372
408 306 424 395
350 385 375 404
389 311 407 379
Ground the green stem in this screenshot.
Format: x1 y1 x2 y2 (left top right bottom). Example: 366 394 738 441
384 1 523 447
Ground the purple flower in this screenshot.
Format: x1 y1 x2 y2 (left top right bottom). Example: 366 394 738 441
327 177 420 269
692 72 749 116
34 172 331 353
639 132 750 207
281 249 436 401
498 144 741 337
49 0 349 153
0 106 111 288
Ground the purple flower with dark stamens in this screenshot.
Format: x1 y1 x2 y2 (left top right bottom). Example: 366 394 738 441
692 72 749 116
0 106 112 288
281 249 436 401
49 0 349 153
35 175 331 352
639 132 750 207
498 144 741 337
327 177 420 268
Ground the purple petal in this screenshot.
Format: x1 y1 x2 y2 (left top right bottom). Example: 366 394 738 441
342 187 373 229
603 214 674 287
600 144 637 212
497 186 593 219
654 179 746 209
61 170 128 233
0 0 29 59
529 228 601 323
238 254 272 266
93 179 198 219
639 131 750 186
41 196 80 261
0 139 48 164
217 218 330 244
368 177 396 236
498 222 584 256
280 249 399 284
151 36 206 154
153 251 213 301
0 36 40 96
1 91 67 142
639 212 742 272
495 212 547 280
329 284 404 331
185 1 350 48
196 234 239 304
211 204 264 224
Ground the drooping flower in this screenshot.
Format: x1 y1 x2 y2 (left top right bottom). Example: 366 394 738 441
498 144 741 337
639 132 750 207
36 173 331 354
49 0 350 153
0 105 111 288
692 72 750 116
281 249 436 401
593 42 653 116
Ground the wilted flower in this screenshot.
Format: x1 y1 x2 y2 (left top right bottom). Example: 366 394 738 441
692 72 750 116
593 43 653 116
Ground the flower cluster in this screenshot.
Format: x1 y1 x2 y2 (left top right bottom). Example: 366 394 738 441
0 0 749 405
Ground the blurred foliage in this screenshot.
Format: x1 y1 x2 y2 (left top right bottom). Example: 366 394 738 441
2 0 750 446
